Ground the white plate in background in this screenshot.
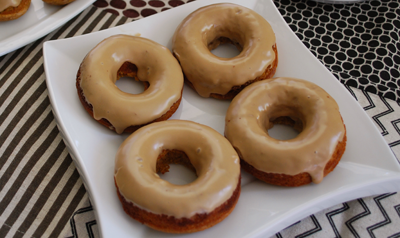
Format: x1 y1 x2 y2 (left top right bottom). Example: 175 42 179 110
43 0 400 237
0 0 94 56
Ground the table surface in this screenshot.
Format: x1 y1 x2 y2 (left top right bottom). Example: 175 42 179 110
1 0 400 237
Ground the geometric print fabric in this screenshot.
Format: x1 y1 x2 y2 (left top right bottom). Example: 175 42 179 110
275 0 400 102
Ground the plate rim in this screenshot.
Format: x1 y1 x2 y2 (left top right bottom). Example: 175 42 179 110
0 0 95 56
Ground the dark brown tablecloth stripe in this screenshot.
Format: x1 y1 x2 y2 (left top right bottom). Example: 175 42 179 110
16 141 68 237
0 6 132 238
0 96 51 192
1 126 60 235
0 48 44 125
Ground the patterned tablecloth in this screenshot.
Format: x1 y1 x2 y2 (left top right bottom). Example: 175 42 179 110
0 0 400 237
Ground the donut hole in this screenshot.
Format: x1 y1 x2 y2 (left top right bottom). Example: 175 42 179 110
209 37 242 58
115 62 149 94
156 149 198 185
267 116 302 141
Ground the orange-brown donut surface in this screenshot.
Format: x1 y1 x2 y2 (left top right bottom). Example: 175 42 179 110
0 0 31 21
172 3 278 99
225 77 347 186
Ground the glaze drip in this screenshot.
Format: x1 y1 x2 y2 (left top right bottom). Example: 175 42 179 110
225 77 346 184
172 3 276 97
79 35 183 133
115 120 240 218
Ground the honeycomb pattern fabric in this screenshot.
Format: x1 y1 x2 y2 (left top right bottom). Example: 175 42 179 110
274 0 400 102
93 0 195 18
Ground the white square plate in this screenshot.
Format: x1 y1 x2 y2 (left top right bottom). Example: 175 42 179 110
0 0 94 56
43 0 400 237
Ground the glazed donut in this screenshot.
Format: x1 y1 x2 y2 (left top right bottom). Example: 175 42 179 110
42 0 75 5
0 0 31 22
114 120 241 233
225 77 347 186
172 3 278 99
76 35 184 134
